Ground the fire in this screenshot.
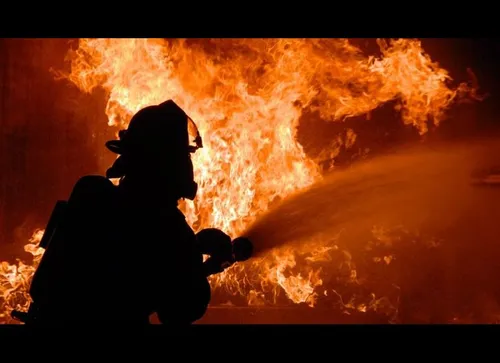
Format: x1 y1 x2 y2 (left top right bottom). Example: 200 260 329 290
0 38 476 323
0 229 44 320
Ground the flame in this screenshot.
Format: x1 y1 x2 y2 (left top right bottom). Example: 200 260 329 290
0 38 476 323
0 229 44 321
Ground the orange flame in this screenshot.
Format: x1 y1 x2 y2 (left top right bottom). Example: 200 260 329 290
0 229 44 321
0 38 475 322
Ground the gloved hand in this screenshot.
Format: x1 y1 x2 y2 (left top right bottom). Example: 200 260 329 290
232 237 253 262
195 228 232 256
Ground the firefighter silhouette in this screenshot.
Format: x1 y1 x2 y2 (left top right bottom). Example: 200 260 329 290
16 100 213 325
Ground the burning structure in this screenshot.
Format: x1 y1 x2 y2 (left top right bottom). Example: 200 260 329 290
0 38 491 324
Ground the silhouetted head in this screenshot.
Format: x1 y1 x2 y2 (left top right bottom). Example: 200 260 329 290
105 100 203 200
232 237 253 262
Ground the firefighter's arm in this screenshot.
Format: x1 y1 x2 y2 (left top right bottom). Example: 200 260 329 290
196 228 231 255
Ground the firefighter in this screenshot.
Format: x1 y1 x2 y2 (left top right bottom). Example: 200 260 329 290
22 100 210 325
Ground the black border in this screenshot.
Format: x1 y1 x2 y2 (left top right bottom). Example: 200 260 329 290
1 323 498 334
0 324 498 351
2 6 499 37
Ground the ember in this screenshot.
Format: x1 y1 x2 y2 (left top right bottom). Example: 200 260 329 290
0 38 481 323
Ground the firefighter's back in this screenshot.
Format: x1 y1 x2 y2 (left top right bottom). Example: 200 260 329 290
29 174 123 323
